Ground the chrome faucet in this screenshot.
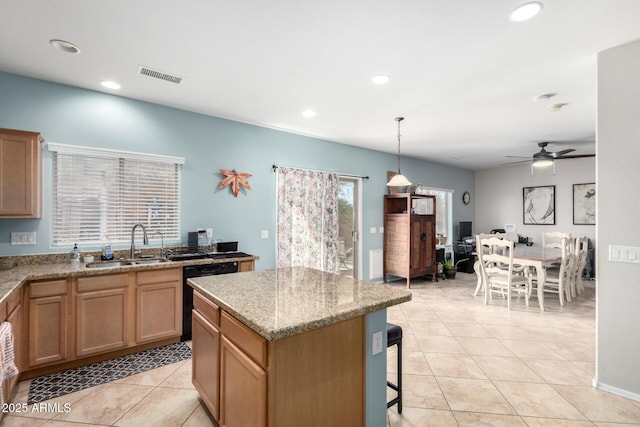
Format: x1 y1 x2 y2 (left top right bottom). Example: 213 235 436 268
130 223 149 259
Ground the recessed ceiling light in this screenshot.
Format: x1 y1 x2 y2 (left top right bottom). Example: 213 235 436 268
302 109 316 118
371 75 390 85
49 39 80 54
100 80 121 90
509 1 543 22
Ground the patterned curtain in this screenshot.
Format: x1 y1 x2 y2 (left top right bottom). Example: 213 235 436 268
276 167 340 273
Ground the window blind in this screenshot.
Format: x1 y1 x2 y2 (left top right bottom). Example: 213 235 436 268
49 143 184 247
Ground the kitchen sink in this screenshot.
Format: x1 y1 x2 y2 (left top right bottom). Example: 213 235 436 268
85 261 135 268
85 257 171 269
131 258 169 265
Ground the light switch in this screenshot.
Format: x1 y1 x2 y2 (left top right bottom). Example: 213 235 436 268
11 231 36 245
609 245 640 263
379 226 384 233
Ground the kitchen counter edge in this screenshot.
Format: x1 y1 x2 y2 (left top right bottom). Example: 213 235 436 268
0 255 260 304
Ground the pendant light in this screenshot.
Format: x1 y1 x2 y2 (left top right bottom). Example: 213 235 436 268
387 117 412 186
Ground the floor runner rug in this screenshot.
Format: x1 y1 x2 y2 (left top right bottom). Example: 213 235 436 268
27 342 192 404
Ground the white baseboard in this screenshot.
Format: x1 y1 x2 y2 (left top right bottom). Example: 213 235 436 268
593 379 640 402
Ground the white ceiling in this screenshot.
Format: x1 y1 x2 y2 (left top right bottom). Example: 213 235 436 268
1 1 639 170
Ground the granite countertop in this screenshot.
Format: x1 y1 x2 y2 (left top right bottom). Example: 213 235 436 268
187 266 412 341
0 254 259 305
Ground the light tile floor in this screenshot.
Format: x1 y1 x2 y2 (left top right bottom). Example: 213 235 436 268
386 273 640 426
3 273 640 426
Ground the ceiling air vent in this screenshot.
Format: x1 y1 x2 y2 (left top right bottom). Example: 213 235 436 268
138 66 182 84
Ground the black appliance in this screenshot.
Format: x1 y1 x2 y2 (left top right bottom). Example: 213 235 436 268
174 247 253 342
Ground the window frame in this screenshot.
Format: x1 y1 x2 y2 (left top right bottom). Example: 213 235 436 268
415 186 453 245
48 143 184 248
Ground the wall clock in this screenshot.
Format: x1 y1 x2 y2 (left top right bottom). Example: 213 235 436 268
462 191 471 205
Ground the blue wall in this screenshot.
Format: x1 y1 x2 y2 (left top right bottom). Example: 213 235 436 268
0 71 475 276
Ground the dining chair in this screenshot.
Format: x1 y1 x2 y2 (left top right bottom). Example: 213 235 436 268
533 237 573 306
473 233 506 296
542 231 572 249
477 236 530 310
572 236 589 296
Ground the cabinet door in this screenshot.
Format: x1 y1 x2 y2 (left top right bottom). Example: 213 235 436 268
192 310 220 421
220 335 267 427
136 281 181 343
0 129 41 218
238 260 254 272
410 216 428 274
76 289 128 357
28 295 67 367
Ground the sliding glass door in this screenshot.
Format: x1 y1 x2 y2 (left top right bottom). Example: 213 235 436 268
338 177 361 278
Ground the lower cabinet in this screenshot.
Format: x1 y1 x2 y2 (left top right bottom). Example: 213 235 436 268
23 267 183 377
76 274 129 357
192 289 365 427
192 291 268 427
220 335 267 427
192 309 220 420
239 259 255 272
136 268 181 343
28 279 69 367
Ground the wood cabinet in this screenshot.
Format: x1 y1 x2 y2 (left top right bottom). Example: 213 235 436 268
28 279 69 367
383 193 437 288
192 290 364 427
76 273 129 357
22 267 183 378
192 292 221 421
239 259 255 272
0 128 42 218
136 268 181 343
220 335 267 427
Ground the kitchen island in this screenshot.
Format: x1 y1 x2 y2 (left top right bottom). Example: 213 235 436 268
188 266 411 427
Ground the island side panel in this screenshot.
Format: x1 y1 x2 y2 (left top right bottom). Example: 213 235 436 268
366 309 387 427
269 316 365 427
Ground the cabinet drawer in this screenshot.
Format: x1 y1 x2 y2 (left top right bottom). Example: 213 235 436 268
77 273 129 293
221 311 267 367
137 268 180 285
6 288 21 315
29 280 67 298
194 291 220 327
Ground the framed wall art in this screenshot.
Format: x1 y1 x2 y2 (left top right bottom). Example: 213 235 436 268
573 183 595 225
523 185 556 225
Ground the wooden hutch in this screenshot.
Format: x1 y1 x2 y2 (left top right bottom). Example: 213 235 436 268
383 193 437 288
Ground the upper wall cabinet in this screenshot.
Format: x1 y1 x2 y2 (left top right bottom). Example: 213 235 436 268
0 128 43 218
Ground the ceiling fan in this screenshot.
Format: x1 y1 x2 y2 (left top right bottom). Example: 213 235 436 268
505 142 595 165
504 142 595 174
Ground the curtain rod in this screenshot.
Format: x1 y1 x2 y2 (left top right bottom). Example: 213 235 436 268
272 164 369 180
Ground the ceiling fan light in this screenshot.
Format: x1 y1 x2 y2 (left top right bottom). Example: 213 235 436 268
533 159 554 168
387 173 412 187
371 74 390 85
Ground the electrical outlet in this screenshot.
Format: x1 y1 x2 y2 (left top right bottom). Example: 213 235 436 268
369 227 377 234
206 228 213 238
372 331 383 355
261 230 269 239
379 226 384 233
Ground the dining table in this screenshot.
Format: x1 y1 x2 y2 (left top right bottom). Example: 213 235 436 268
474 244 562 311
